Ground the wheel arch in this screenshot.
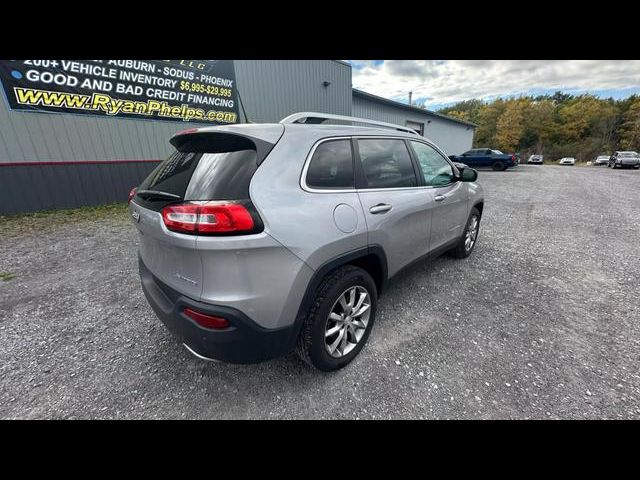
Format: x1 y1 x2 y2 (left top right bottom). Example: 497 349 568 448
291 246 388 345
473 200 484 217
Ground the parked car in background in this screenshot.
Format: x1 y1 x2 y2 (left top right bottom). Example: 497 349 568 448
594 155 610 166
528 154 544 164
559 157 576 166
449 148 518 171
128 112 485 371
608 151 640 169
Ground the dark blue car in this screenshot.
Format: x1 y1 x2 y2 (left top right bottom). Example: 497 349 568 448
450 148 518 171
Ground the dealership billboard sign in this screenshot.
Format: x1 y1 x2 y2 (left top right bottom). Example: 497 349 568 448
0 60 240 124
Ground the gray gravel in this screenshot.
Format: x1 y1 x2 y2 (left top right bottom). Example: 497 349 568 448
1 164 639 419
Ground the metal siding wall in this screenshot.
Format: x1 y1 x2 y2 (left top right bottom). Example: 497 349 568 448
234 60 352 122
352 95 475 156
0 97 191 164
0 61 352 214
0 162 159 214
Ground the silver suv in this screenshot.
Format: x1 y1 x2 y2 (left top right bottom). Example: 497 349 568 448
128 113 485 371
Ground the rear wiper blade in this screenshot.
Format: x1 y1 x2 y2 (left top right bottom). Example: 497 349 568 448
136 189 182 200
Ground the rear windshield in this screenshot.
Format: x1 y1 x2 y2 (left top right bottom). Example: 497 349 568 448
134 134 261 211
619 152 638 157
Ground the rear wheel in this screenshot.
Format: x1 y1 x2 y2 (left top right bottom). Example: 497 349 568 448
296 265 377 371
492 161 505 171
450 207 481 259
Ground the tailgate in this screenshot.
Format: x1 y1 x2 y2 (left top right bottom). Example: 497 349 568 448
129 201 203 300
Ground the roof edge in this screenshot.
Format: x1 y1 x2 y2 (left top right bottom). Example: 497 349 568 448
352 88 477 128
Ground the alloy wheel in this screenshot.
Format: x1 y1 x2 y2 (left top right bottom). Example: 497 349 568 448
324 286 371 358
465 215 479 252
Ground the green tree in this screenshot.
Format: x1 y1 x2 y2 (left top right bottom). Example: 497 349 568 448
474 99 505 147
444 110 471 122
522 99 556 152
494 100 525 152
437 92 636 162
618 97 640 151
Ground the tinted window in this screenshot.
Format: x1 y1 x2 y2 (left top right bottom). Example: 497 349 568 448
136 136 259 211
185 150 257 200
410 141 454 187
306 140 354 189
139 150 200 199
357 139 417 189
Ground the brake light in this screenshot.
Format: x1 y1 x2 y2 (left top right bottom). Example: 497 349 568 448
511 154 516 161
176 128 199 136
162 201 255 235
128 187 137 204
183 308 230 329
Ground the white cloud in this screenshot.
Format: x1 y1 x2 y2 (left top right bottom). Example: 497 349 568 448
350 60 640 108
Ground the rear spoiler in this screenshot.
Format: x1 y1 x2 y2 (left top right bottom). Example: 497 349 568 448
170 129 279 165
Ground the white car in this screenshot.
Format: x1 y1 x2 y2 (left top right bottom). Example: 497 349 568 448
594 155 609 166
559 157 576 166
528 154 543 164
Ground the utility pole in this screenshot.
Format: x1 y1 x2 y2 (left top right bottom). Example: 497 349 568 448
408 91 413 106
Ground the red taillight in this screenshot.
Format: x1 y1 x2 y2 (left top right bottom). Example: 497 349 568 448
511 154 516 161
183 308 230 329
162 203 199 233
128 187 137 204
161 201 255 235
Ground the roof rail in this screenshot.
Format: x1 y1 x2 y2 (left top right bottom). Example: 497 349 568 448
280 112 420 135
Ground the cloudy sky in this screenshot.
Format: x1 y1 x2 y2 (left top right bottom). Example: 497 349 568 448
348 60 640 111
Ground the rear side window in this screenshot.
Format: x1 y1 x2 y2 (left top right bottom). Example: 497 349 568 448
135 133 260 211
357 139 417 189
306 139 354 189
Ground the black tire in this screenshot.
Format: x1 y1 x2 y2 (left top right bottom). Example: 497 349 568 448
296 265 377 372
449 207 481 259
492 161 505 171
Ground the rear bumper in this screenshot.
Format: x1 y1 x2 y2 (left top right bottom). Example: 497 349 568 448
138 255 296 364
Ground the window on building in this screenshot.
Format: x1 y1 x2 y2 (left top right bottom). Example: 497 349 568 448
406 121 424 135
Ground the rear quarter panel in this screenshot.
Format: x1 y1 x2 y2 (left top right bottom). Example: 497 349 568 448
250 129 368 271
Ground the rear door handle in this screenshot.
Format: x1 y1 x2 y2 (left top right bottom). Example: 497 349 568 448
434 195 446 202
369 203 392 214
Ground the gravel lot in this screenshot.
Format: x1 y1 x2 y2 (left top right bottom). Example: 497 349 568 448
1 164 639 419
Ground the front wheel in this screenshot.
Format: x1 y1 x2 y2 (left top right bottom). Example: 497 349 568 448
492 161 505 171
296 266 378 371
450 207 481 259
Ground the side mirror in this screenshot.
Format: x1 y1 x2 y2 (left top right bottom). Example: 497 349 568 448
461 168 478 182
452 162 477 182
